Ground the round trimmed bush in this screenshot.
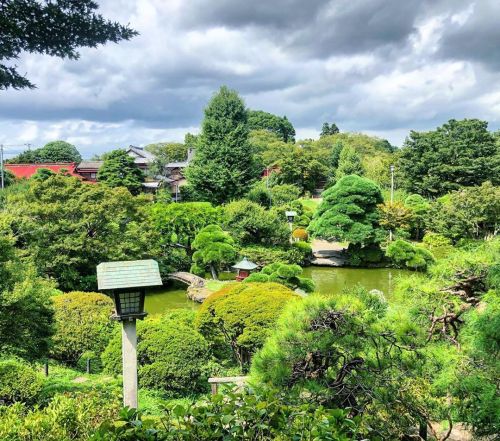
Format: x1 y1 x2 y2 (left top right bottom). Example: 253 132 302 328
292 228 308 241
51 292 116 365
195 282 299 368
386 240 435 270
0 359 43 405
102 310 211 397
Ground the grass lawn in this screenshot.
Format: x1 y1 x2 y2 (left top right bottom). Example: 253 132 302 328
300 198 322 213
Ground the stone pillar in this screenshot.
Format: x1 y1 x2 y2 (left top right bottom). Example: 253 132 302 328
121 320 138 408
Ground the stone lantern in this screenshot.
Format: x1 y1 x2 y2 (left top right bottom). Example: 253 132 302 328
97 259 162 408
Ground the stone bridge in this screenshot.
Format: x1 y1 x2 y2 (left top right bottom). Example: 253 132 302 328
167 272 206 288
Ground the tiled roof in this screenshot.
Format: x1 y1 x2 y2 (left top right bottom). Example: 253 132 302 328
77 161 103 170
97 260 162 290
126 146 156 163
5 163 79 179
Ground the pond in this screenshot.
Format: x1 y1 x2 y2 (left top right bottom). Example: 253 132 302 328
144 267 412 315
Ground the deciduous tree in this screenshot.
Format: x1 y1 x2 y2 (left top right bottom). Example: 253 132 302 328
97 149 144 195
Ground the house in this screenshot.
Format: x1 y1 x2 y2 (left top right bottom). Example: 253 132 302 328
163 148 195 200
125 145 156 172
5 163 80 179
75 161 103 182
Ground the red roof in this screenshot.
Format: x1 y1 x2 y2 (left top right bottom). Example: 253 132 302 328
5 163 80 179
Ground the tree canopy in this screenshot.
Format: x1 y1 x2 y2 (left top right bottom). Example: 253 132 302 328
97 149 144 195
308 175 384 246
247 110 296 142
7 141 82 163
0 174 156 291
398 119 500 196
186 86 261 204
335 145 364 181
320 122 340 137
1 0 137 89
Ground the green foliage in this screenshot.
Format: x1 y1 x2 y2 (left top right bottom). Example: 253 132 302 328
191 225 237 279
309 175 384 248
8 141 82 163
1 169 16 187
404 193 430 240
250 292 427 439
0 235 56 359
2 1 136 89
276 147 328 192
239 243 311 267
0 359 43 405
0 391 120 441
335 145 363 181
195 283 298 368
144 142 188 176
50 292 116 365
247 182 301 208
91 389 357 440
97 149 145 195
186 86 261 204
31 168 56 181
386 240 435 270
0 174 156 291
378 201 414 238
320 122 340 137
399 119 500 196
247 110 296 142
244 263 315 292
102 311 211 397
427 181 500 241
223 199 289 246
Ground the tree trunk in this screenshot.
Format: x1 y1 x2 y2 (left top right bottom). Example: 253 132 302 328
210 264 218 280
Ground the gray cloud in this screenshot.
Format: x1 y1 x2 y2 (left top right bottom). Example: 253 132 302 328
0 0 499 154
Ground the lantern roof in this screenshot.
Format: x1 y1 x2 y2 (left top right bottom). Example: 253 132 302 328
232 257 258 271
285 210 297 217
97 259 162 291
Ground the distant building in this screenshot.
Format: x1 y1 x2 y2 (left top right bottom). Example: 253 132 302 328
125 145 156 172
5 163 80 179
76 161 103 182
164 148 195 200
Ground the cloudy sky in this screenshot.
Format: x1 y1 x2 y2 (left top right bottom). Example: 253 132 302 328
2 0 500 159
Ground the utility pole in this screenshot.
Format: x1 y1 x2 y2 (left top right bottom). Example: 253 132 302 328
1 144 4 190
389 165 395 241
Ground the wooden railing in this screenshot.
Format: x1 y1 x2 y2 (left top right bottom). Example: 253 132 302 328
208 376 249 395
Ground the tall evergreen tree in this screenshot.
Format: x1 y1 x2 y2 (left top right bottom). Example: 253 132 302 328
320 122 340 137
335 145 364 181
186 86 260 204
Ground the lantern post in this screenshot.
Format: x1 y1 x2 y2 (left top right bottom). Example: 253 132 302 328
97 260 162 408
285 211 297 243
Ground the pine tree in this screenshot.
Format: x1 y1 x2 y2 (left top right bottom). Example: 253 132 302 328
186 86 260 204
335 145 364 181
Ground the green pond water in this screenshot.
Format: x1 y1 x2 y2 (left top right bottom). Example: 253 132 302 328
144 267 410 316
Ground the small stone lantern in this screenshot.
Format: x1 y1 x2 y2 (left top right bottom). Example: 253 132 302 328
232 257 258 281
97 259 162 409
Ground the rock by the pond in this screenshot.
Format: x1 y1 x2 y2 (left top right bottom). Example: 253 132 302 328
187 285 212 303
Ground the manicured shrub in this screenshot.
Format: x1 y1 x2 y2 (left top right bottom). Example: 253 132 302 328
386 240 435 270
292 227 308 241
195 282 298 369
240 243 311 267
102 310 211 397
0 391 120 441
244 262 315 292
51 292 116 365
0 359 43 405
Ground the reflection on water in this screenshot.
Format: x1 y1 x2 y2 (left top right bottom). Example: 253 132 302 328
145 267 412 315
301 266 409 299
